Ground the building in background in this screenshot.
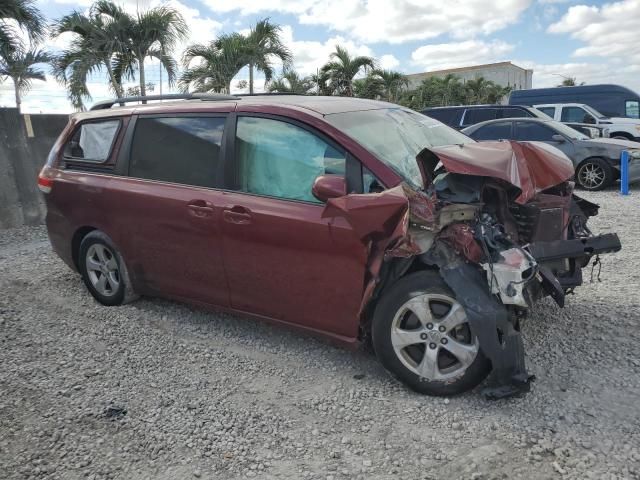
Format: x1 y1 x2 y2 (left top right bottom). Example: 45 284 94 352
406 61 533 91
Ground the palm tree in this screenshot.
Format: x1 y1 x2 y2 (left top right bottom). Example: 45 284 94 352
373 69 408 102
464 76 493 104
268 69 312 94
0 0 44 51
52 1 129 110
179 33 247 94
353 73 384 99
558 77 585 87
320 45 375 96
310 70 332 95
116 5 187 99
243 19 292 94
0 43 49 112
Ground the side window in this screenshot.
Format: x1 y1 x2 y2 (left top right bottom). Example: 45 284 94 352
537 107 556 118
129 116 225 188
234 116 346 203
363 167 384 193
561 107 594 124
63 120 120 163
424 108 460 127
500 108 531 119
471 121 512 141
514 122 556 141
626 100 639 119
462 108 498 126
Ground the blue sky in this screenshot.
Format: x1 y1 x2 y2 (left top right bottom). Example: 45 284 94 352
2 0 639 112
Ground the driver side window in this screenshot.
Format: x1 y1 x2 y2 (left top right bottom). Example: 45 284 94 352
561 107 594 124
234 116 345 203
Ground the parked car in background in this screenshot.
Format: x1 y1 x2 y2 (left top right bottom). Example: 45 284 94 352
534 103 640 142
423 104 604 138
39 94 621 398
423 104 550 129
462 117 640 190
509 84 640 119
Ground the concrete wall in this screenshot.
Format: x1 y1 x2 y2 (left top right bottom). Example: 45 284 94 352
0 109 69 229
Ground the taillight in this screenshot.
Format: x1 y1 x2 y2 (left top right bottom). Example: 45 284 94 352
38 174 53 194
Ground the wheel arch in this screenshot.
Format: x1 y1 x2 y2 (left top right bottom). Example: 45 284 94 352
360 256 439 338
71 226 97 270
609 131 634 140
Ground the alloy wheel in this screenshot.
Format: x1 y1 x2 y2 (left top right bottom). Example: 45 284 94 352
390 294 479 382
85 244 120 297
578 163 606 189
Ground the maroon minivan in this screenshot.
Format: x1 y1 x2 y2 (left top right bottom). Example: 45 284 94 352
39 94 620 398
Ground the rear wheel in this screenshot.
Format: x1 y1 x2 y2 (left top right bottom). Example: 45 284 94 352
79 231 133 306
372 271 491 396
576 158 613 191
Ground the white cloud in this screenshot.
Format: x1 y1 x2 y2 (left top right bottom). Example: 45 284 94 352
279 25 373 76
379 54 400 70
205 0 533 44
411 40 514 71
514 59 640 92
548 0 640 64
543 0 640 90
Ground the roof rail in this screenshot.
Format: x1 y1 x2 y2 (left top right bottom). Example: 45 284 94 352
89 93 240 111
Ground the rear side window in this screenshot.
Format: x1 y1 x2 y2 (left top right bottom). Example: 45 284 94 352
462 108 498 126
514 122 556 141
626 100 639 119
471 121 512 141
63 120 120 162
129 116 225 188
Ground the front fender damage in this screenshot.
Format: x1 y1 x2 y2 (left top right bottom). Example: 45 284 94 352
322 183 532 398
321 140 620 399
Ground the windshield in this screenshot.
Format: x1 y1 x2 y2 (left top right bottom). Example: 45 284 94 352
325 108 474 188
548 120 590 140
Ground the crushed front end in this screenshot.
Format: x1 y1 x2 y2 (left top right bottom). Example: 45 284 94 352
322 140 621 399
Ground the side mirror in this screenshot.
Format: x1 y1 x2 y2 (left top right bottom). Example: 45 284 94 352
312 174 346 202
583 114 596 124
551 134 566 143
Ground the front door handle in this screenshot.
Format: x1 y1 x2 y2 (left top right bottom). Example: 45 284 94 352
223 205 252 224
187 200 214 218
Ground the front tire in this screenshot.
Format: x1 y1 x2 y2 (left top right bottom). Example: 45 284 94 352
576 157 613 191
79 231 130 306
372 271 491 396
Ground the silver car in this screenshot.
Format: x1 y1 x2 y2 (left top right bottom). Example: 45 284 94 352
462 117 640 190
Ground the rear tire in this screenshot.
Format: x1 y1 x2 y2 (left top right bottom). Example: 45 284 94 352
79 231 135 306
576 158 613 191
372 271 491 396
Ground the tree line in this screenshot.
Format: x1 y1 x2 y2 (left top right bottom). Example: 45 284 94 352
2 0 513 112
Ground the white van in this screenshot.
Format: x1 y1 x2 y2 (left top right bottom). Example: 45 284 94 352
535 103 640 142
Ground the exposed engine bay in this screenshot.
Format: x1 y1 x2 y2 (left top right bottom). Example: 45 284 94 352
322 140 621 399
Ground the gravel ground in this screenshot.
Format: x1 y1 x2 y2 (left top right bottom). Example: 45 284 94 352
1 189 639 480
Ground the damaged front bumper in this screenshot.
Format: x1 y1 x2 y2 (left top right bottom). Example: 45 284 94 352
322 140 622 399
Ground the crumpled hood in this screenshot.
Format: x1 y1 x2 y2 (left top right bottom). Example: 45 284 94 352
428 140 575 204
